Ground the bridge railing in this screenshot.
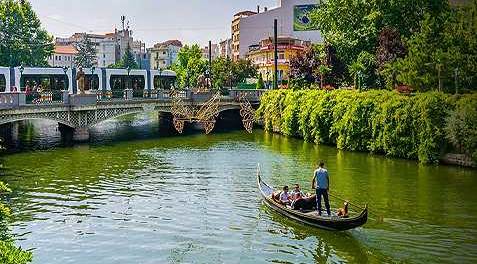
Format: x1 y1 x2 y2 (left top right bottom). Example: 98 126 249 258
229 89 267 102
25 90 67 105
0 93 26 109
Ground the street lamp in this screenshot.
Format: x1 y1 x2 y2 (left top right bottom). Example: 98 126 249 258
229 70 233 90
158 67 163 90
266 71 270 89
205 69 210 90
90 66 96 91
19 65 24 92
126 66 131 90
62 66 68 91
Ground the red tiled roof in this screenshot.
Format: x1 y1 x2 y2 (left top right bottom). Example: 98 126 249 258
55 45 78 55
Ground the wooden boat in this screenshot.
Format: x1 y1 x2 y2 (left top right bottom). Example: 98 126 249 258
257 167 368 231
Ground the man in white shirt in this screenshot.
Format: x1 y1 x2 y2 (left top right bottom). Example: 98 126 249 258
279 185 291 205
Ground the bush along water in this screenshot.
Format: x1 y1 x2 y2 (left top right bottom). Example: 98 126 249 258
256 90 477 164
0 179 32 264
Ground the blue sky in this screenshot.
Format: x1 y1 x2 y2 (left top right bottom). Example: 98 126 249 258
30 0 279 47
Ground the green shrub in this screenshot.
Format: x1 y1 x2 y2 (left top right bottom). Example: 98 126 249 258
0 241 32 264
445 94 477 161
256 89 476 163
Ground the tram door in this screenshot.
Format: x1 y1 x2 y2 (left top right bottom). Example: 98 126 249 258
0 74 5 92
110 75 145 98
21 74 68 102
153 75 176 90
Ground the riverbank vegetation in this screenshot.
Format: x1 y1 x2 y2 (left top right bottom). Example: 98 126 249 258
256 90 477 164
0 145 32 264
290 0 477 93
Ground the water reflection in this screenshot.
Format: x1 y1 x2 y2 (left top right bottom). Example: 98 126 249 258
0 116 476 263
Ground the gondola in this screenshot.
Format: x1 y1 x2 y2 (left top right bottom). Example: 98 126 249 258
257 166 368 231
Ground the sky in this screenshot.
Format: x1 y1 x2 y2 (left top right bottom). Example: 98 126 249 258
29 0 279 47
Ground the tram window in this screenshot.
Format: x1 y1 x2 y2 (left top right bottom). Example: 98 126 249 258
110 75 145 91
21 74 69 92
153 75 176 90
85 75 100 90
0 74 6 92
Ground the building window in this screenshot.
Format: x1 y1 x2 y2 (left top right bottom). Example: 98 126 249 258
0 74 6 92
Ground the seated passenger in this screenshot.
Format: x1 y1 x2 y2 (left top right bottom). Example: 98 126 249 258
279 185 291 205
290 184 305 200
337 201 349 218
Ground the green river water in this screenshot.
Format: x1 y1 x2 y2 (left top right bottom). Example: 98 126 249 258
1 113 476 263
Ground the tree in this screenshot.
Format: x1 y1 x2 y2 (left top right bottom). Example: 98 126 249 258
120 44 138 69
390 4 477 92
289 46 321 88
107 44 139 69
256 73 265 89
233 59 257 85
445 96 477 161
310 0 450 89
376 27 406 71
171 44 207 88
74 34 96 68
318 65 331 89
0 0 54 67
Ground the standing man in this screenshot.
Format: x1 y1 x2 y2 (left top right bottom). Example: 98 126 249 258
312 161 331 216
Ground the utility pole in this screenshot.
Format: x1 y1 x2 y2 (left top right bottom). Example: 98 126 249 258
209 40 212 90
273 19 278 89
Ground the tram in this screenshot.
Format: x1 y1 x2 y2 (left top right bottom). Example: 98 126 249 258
0 66 177 98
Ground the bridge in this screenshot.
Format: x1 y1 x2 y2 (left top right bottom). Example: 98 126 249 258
0 89 265 141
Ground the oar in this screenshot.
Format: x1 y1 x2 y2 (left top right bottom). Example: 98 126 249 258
327 192 366 211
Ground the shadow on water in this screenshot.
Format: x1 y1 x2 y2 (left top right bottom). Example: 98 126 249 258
259 204 390 264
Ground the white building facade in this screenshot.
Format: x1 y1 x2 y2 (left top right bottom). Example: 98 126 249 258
239 0 322 59
97 39 117 67
47 45 78 68
149 40 183 69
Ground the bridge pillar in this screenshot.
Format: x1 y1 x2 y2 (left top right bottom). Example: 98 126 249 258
73 127 90 142
158 112 177 135
58 124 90 142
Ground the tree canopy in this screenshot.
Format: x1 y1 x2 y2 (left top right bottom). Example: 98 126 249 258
74 34 96 68
307 0 476 92
107 44 138 69
171 44 207 88
0 0 54 67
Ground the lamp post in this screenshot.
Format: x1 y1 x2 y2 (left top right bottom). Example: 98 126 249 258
62 66 68 90
159 67 163 90
90 66 95 91
19 65 24 92
266 71 270 89
205 69 210 90
126 66 131 90
229 70 233 90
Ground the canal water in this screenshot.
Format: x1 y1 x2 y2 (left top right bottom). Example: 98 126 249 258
1 113 476 264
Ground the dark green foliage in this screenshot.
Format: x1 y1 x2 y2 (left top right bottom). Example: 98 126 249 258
171 44 207 88
257 90 476 164
0 0 54 67
445 94 477 161
211 57 257 90
74 34 96 68
107 44 139 70
389 4 477 92
256 73 265 89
